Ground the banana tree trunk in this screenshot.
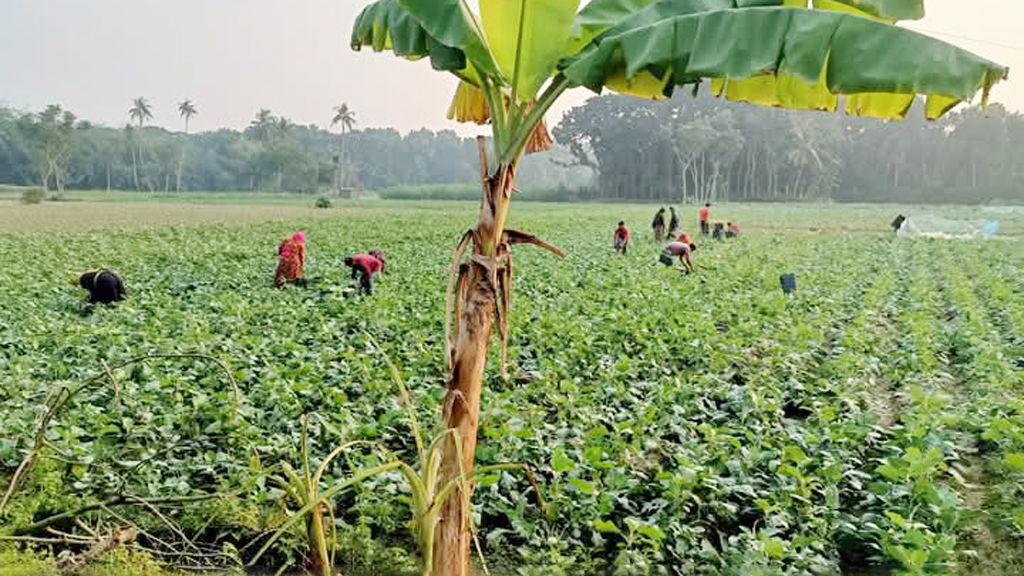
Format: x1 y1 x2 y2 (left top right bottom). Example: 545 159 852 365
431 136 515 576
432 261 495 576
430 129 561 576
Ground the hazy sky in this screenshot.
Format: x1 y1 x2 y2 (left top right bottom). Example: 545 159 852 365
1 0 1021 136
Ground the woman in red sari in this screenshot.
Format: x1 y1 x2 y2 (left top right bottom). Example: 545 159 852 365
274 231 306 288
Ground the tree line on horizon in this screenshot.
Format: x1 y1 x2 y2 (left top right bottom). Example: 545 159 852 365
556 91 1024 204
0 98 583 197
0 94 1021 204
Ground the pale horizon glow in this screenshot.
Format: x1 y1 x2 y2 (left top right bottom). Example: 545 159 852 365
0 0 1020 136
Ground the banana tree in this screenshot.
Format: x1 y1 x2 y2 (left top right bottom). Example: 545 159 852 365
351 1 1005 574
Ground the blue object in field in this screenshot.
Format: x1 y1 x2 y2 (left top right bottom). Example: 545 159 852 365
983 220 1000 237
780 273 796 294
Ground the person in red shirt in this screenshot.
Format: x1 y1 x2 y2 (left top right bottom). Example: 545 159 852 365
699 203 711 235
275 231 306 288
345 252 384 295
613 221 630 254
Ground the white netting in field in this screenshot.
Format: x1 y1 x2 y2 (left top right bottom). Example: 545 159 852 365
897 215 1000 239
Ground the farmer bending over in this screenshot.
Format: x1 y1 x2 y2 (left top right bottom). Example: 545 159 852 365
726 222 741 238
613 221 630 254
345 252 384 295
275 231 306 288
74 269 125 304
663 241 697 274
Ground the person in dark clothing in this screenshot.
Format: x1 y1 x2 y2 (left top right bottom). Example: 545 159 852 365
668 207 680 237
345 253 384 295
712 222 725 241
891 214 907 233
76 269 125 304
652 207 667 242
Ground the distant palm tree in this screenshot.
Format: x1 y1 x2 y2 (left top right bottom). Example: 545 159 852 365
249 108 275 143
176 99 198 192
127 97 153 190
129 97 153 128
330 104 356 189
178 99 197 132
331 104 356 134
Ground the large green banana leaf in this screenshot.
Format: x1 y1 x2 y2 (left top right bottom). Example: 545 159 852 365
397 0 500 77
480 0 581 103
560 6 1006 119
566 0 667 56
814 0 923 21
351 0 467 72
566 0 787 55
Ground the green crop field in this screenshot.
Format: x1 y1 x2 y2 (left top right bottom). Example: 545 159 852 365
1 199 1023 576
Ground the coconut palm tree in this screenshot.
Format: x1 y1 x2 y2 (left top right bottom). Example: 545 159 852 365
330 103 356 133
127 97 153 190
352 2 1006 574
176 99 198 192
128 97 152 128
330 103 357 189
249 108 275 144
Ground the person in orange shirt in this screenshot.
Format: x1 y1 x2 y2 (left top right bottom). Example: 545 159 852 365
699 202 711 235
613 221 630 254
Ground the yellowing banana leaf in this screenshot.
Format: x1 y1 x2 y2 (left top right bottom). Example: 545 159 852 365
711 68 839 111
480 0 581 103
560 7 1006 120
605 69 673 99
924 94 960 120
844 92 914 119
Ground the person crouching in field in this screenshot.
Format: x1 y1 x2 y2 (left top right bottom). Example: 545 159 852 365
662 240 697 274
613 221 630 254
73 269 125 304
345 252 384 295
727 222 741 238
275 231 306 288
891 214 906 234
